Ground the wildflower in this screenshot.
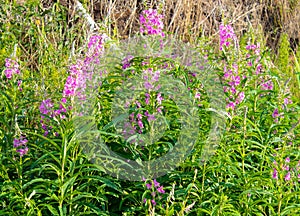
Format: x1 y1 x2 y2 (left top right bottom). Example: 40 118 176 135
145 93 150 105
156 93 163 104
17 80 22 91
157 186 165 194
151 199 156 206
153 179 160 187
13 136 29 157
261 80 273 91
272 168 278 179
236 91 245 104
4 58 20 79
86 35 105 62
144 81 153 90
219 24 236 50
228 75 240 86
195 92 201 99
146 183 152 190
122 55 134 70
157 106 163 113
140 9 165 37
230 87 237 94
152 70 160 82
284 97 292 105
138 120 144 129
256 64 262 74
272 108 279 118
145 111 156 121
39 99 53 116
284 172 291 181
226 101 235 110
16 147 29 157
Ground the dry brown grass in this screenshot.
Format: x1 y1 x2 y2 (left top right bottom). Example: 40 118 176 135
57 0 300 51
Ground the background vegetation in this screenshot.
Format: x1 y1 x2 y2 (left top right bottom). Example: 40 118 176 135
1 0 300 215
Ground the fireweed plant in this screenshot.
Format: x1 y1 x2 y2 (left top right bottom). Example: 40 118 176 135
215 23 300 215
0 3 300 216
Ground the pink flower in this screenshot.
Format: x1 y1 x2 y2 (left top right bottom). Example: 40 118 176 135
226 101 235 110
284 97 292 105
140 9 164 37
151 199 156 206
153 179 160 187
39 99 53 116
256 64 262 74
236 91 245 104
284 172 291 181
157 186 165 194
137 120 144 129
157 93 163 104
272 168 278 179
16 147 29 157
145 111 155 121
261 80 273 90
13 136 29 157
272 108 279 118
4 58 20 79
122 55 134 69
146 183 152 189
157 106 163 113
219 24 236 50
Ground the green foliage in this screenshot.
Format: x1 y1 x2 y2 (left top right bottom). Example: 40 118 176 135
276 33 290 74
0 2 299 216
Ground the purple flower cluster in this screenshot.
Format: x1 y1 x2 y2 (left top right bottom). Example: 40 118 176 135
63 60 86 100
140 9 165 37
272 157 300 182
245 42 275 94
141 67 165 113
143 178 165 206
39 98 68 136
284 97 293 105
85 35 106 64
121 104 157 145
63 35 105 101
223 64 245 110
122 55 134 70
260 79 274 91
219 24 237 51
13 136 28 157
272 108 284 123
245 42 262 75
271 91 293 123
142 68 161 90
3 58 23 91
4 58 20 79
39 34 106 136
